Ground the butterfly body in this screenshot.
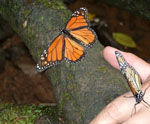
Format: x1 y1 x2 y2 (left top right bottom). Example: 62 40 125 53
37 7 97 72
135 91 143 103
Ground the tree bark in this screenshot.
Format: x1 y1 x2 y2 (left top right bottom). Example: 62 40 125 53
0 1 127 123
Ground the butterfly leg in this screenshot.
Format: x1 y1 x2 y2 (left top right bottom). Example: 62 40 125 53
131 102 138 117
142 99 150 108
142 84 150 107
143 84 150 96
123 95 134 98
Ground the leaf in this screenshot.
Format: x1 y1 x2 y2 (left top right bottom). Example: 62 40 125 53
112 32 136 48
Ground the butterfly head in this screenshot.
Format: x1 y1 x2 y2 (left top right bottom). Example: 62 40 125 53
115 51 129 72
115 51 126 65
135 91 143 103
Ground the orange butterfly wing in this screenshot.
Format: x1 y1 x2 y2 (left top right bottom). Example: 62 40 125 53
66 8 96 47
66 8 88 30
37 7 97 72
70 28 96 46
64 37 85 63
37 35 64 71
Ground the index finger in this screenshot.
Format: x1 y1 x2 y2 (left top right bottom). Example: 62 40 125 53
103 46 150 83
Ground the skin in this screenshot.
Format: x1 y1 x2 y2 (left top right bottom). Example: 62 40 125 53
90 46 150 124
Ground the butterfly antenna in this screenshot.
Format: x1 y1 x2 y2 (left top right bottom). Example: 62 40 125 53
141 84 150 108
142 99 150 108
143 84 150 96
131 103 137 117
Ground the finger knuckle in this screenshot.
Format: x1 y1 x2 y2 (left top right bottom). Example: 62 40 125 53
103 102 120 122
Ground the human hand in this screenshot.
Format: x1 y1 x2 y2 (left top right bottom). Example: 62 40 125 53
90 46 150 124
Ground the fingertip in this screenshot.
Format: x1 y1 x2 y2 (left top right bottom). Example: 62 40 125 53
103 46 121 70
102 46 150 82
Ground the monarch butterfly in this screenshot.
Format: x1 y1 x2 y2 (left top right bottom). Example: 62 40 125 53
36 7 97 72
115 51 150 113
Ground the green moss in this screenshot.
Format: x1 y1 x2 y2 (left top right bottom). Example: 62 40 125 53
65 63 70 68
27 26 35 40
97 66 108 73
67 83 73 90
7 1 13 9
65 70 78 90
87 71 92 75
62 93 72 100
66 73 74 81
37 48 44 57
49 0 66 10
0 6 5 15
29 0 66 10
104 95 111 104
58 92 72 116
24 9 32 18
71 65 76 71
14 4 20 13
49 66 61 85
0 103 58 124
40 16 44 22
59 9 71 23
9 0 21 14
